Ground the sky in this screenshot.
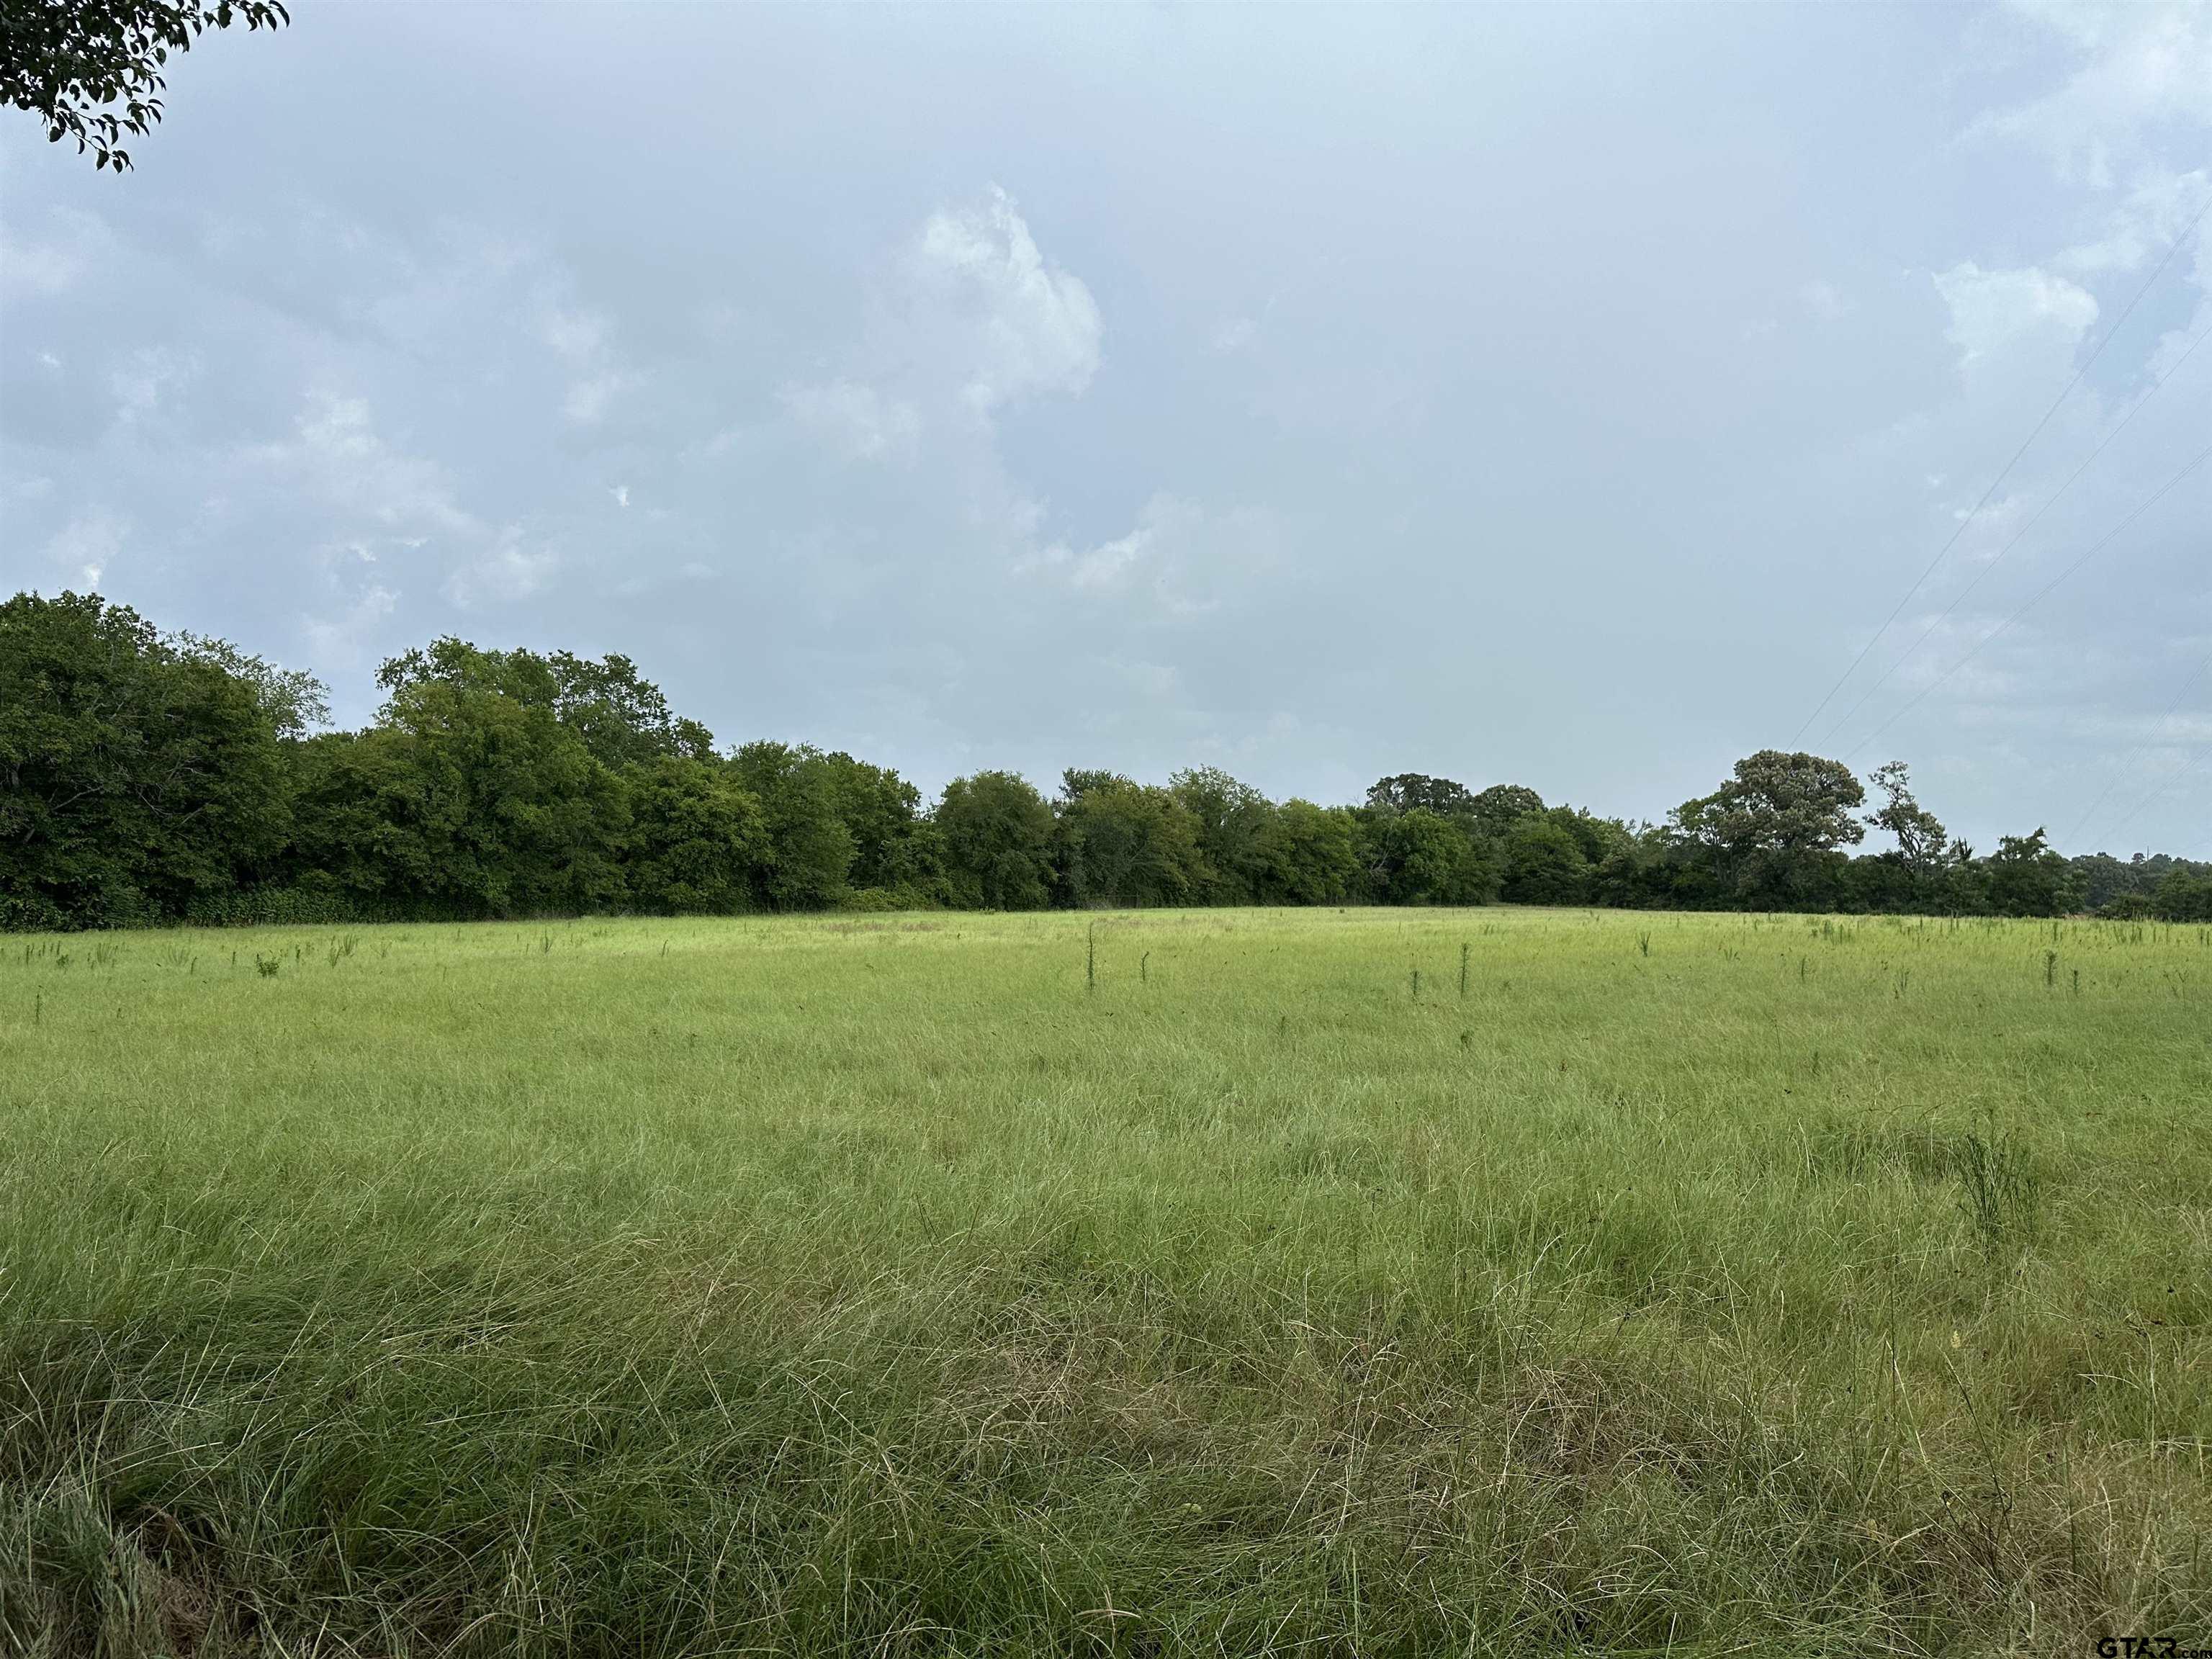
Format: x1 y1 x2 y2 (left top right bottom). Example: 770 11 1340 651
3 2 2208 856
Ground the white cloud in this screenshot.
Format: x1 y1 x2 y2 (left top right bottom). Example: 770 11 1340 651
109 349 197 426
248 393 570 615
561 372 627 423
1022 493 1286 619
1058 523 1154 591
444 525 557 608
611 484 631 508
44 511 127 592
770 191 1286 650
534 297 631 424
1932 262 2098 363
903 185 1102 415
248 394 480 538
780 378 921 463
1969 6 2212 188
539 306 608 361
3 241 82 298
776 187 1125 606
2053 170 2212 278
302 583 398 663
1954 489 2035 559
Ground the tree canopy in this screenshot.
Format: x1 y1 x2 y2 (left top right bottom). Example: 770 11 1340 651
4 589 2203 930
1364 773 1478 819
1675 750 1868 858
1 0 289 171
1 592 292 927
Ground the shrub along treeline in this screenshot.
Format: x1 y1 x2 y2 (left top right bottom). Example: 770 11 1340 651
4 591 2208 930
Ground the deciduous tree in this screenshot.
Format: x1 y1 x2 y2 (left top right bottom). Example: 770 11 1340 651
0 592 292 925
626 756 766 914
1866 761 1948 874
1 0 290 171
1364 772 1478 819
1983 827 2083 918
729 742 855 911
1170 765 1274 904
1470 783 1546 835
1256 799 1364 904
935 771 1054 910
1053 770 1204 908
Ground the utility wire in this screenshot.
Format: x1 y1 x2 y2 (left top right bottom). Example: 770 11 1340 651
1815 324 2212 751
1838 439 2212 764
1792 185 2212 744
2062 646 2212 849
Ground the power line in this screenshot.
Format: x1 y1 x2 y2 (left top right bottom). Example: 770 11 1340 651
1815 324 2212 751
1837 439 2212 765
1792 184 2212 745
2066 646 2212 850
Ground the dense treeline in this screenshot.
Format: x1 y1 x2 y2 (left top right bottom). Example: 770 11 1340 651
4 591 2208 930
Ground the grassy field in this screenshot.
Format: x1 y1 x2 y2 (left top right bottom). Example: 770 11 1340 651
1 907 2208 1657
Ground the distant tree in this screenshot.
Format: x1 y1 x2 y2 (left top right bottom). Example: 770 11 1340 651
1673 750 1865 909
170 629 328 737
808 750 936 895
1676 750 1867 859
1865 761 1948 875
728 742 855 911
1501 817 1590 905
1057 768 1123 804
378 639 711 770
626 755 766 914
1837 852 1910 914
1365 772 1479 819
1371 808 1498 906
1 0 290 172
1982 828 2083 919
362 673 630 916
934 771 1053 910
0 591 291 926
20 585 2212 930
1469 783 1546 835
2098 891 2161 921
280 729 429 909
1583 823 1669 909
2072 851 2210 912
1169 765 1274 904
2072 852 2142 911
1542 805 1631 866
539 650 714 769
2151 868 2212 922
375 637 524 701
1936 850 1991 917
1053 770 1204 908
1255 799 1364 904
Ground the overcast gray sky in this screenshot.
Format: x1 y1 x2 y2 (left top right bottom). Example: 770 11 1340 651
4 2 2208 854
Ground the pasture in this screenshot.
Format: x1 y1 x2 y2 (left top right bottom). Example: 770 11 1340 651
1 907 2208 1656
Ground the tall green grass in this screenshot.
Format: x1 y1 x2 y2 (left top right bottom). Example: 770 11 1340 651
1 908 2208 1655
